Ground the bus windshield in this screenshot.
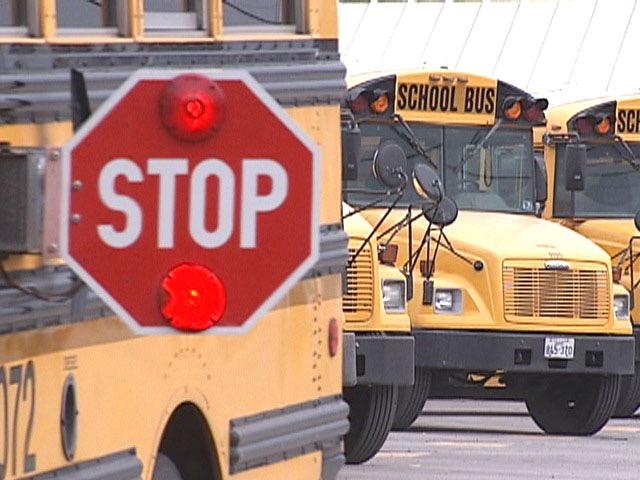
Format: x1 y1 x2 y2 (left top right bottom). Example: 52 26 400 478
345 120 536 214
554 142 640 218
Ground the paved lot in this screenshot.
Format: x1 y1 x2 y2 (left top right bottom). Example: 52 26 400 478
338 399 640 480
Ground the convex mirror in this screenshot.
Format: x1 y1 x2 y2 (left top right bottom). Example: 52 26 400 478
413 163 443 202
564 143 586 192
372 141 408 190
422 196 458 227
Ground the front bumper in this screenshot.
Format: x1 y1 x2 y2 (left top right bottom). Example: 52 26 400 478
414 329 635 375
343 333 414 386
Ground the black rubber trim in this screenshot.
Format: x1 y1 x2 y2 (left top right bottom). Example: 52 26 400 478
0 40 344 124
414 329 635 375
21 449 141 480
0 224 346 335
229 395 349 475
304 224 348 279
354 334 415 385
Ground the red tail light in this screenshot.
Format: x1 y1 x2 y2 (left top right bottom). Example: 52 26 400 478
328 317 340 357
160 74 225 142
161 263 226 331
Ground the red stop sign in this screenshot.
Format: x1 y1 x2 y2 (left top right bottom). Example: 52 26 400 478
61 70 320 334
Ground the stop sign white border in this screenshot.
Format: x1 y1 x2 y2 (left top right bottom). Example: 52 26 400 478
60 69 321 335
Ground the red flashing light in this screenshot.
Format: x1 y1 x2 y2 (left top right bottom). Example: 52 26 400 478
575 116 593 136
160 74 225 142
350 92 370 114
161 263 227 331
524 105 545 123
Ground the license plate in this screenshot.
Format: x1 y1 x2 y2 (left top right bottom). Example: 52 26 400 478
544 337 575 359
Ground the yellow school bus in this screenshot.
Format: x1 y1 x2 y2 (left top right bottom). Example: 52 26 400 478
537 96 640 417
343 70 635 435
341 205 413 464
0 1 348 479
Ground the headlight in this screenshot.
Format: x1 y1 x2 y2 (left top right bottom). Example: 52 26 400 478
434 288 463 314
382 280 406 313
614 294 630 321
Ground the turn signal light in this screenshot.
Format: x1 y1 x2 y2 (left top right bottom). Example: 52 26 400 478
161 263 226 331
160 73 225 142
379 243 398 265
370 92 390 114
596 115 612 135
503 99 522 120
612 267 622 283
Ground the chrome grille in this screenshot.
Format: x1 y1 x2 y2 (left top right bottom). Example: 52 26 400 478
503 263 610 322
343 242 374 320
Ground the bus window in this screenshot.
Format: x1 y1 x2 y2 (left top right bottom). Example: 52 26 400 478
0 1 35 36
144 0 207 35
223 0 297 30
56 0 119 34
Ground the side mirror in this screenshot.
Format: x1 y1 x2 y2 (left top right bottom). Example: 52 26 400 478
534 151 547 203
413 163 443 202
372 141 408 190
341 120 361 181
635 210 640 231
564 143 586 192
422 196 458 227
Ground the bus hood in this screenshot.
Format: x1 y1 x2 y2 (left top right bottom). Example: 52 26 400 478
572 218 638 258
369 209 612 264
436 210 611 263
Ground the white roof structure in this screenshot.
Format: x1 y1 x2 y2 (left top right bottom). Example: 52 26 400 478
339 0 640 105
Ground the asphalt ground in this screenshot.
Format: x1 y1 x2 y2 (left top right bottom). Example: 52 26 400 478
338 399 640 480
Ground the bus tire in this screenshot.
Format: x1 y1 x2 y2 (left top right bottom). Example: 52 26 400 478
525 374 621 435
613 366 640 417
392 367 431 430
152 453 184 480
343 383 398 464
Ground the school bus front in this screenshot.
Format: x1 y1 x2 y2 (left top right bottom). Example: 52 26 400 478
0 1 348 479
539 96 640 417
341 206 414 464
343 70 634 436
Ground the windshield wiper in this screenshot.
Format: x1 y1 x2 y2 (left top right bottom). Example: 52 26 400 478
391 114 439 169
453 119 504 174
613 135 640 171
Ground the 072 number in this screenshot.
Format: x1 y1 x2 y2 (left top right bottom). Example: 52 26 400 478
0 361 36 478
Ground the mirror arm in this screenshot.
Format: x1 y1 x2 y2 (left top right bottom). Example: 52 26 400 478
347 194 403 268
407 204 413 300
405 222 432 275
378 210 423 245
342 196 386 220
427 230 444 279
437 230 476 267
